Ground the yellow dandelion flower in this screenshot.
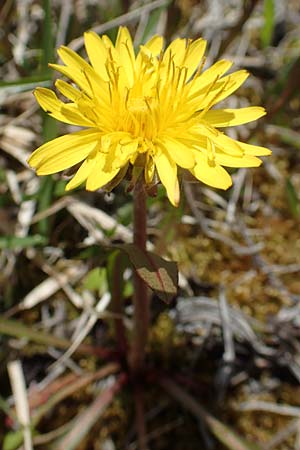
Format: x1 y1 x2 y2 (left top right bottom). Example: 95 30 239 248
28 27 271 206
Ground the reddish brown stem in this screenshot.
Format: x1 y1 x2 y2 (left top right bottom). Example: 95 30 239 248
134 385 149 450
128 178 150 374
111 251 128 357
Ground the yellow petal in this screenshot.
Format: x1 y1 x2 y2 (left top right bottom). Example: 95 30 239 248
164 38 186 65
145 154 155 183
102 35 120 63
154 149 180 206
215 153 262 167
160 137 195 168
113 139 139 169
235 140 272 156
49 63 91 94
203 107 266 127
34 87 94 127
205 70 249 108
58 45 91 73
188 60 233 99
116 27 135 68
143 35 164 55
194 125 244 156
56 46 108 99
55 79 80 102
115 28 135 87
136 36 164 69
192 154 232 189
185 38 207 79
84 31 109 80
28 129 100 174
65 152 97 190
205 132 271 157
86 154 120 191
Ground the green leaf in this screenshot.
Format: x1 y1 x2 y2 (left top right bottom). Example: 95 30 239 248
117 203 133 227
82 268 108 295
0 235 47 250
3 430 25 450
53 179 68 197
117 244 178 304
261 0 275 48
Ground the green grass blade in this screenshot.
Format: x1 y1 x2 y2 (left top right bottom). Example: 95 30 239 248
285 178 299 219
261 0 275 48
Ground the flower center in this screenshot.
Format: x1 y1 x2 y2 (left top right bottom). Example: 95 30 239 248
127 97 148 113
122 94 157 141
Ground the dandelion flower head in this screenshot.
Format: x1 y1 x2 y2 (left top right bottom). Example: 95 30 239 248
28 27 271 206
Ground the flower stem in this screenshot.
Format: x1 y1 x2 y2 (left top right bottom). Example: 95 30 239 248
128 177 149 374
110 251 127 357
134 385 149 450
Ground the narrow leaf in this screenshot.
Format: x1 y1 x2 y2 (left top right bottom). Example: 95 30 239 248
0 235 47 250
261 0 275 48
0 317 110 359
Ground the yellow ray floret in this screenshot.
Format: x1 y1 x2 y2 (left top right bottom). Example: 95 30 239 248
28 26 271 206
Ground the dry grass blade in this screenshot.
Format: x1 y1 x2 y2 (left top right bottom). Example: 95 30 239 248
19 263 88 310
237 400 300 417
263 419 300 450
7 360 33 450
0 316 111 359
184 182 263 256
54 373 127 450
69 0 170 51
49 293 111 371
219 288 236 363
67 199 132 243
33 363 120 423
176 296 274 356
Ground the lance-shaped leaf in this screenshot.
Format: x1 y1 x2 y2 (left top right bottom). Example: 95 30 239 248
117 244 178 304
